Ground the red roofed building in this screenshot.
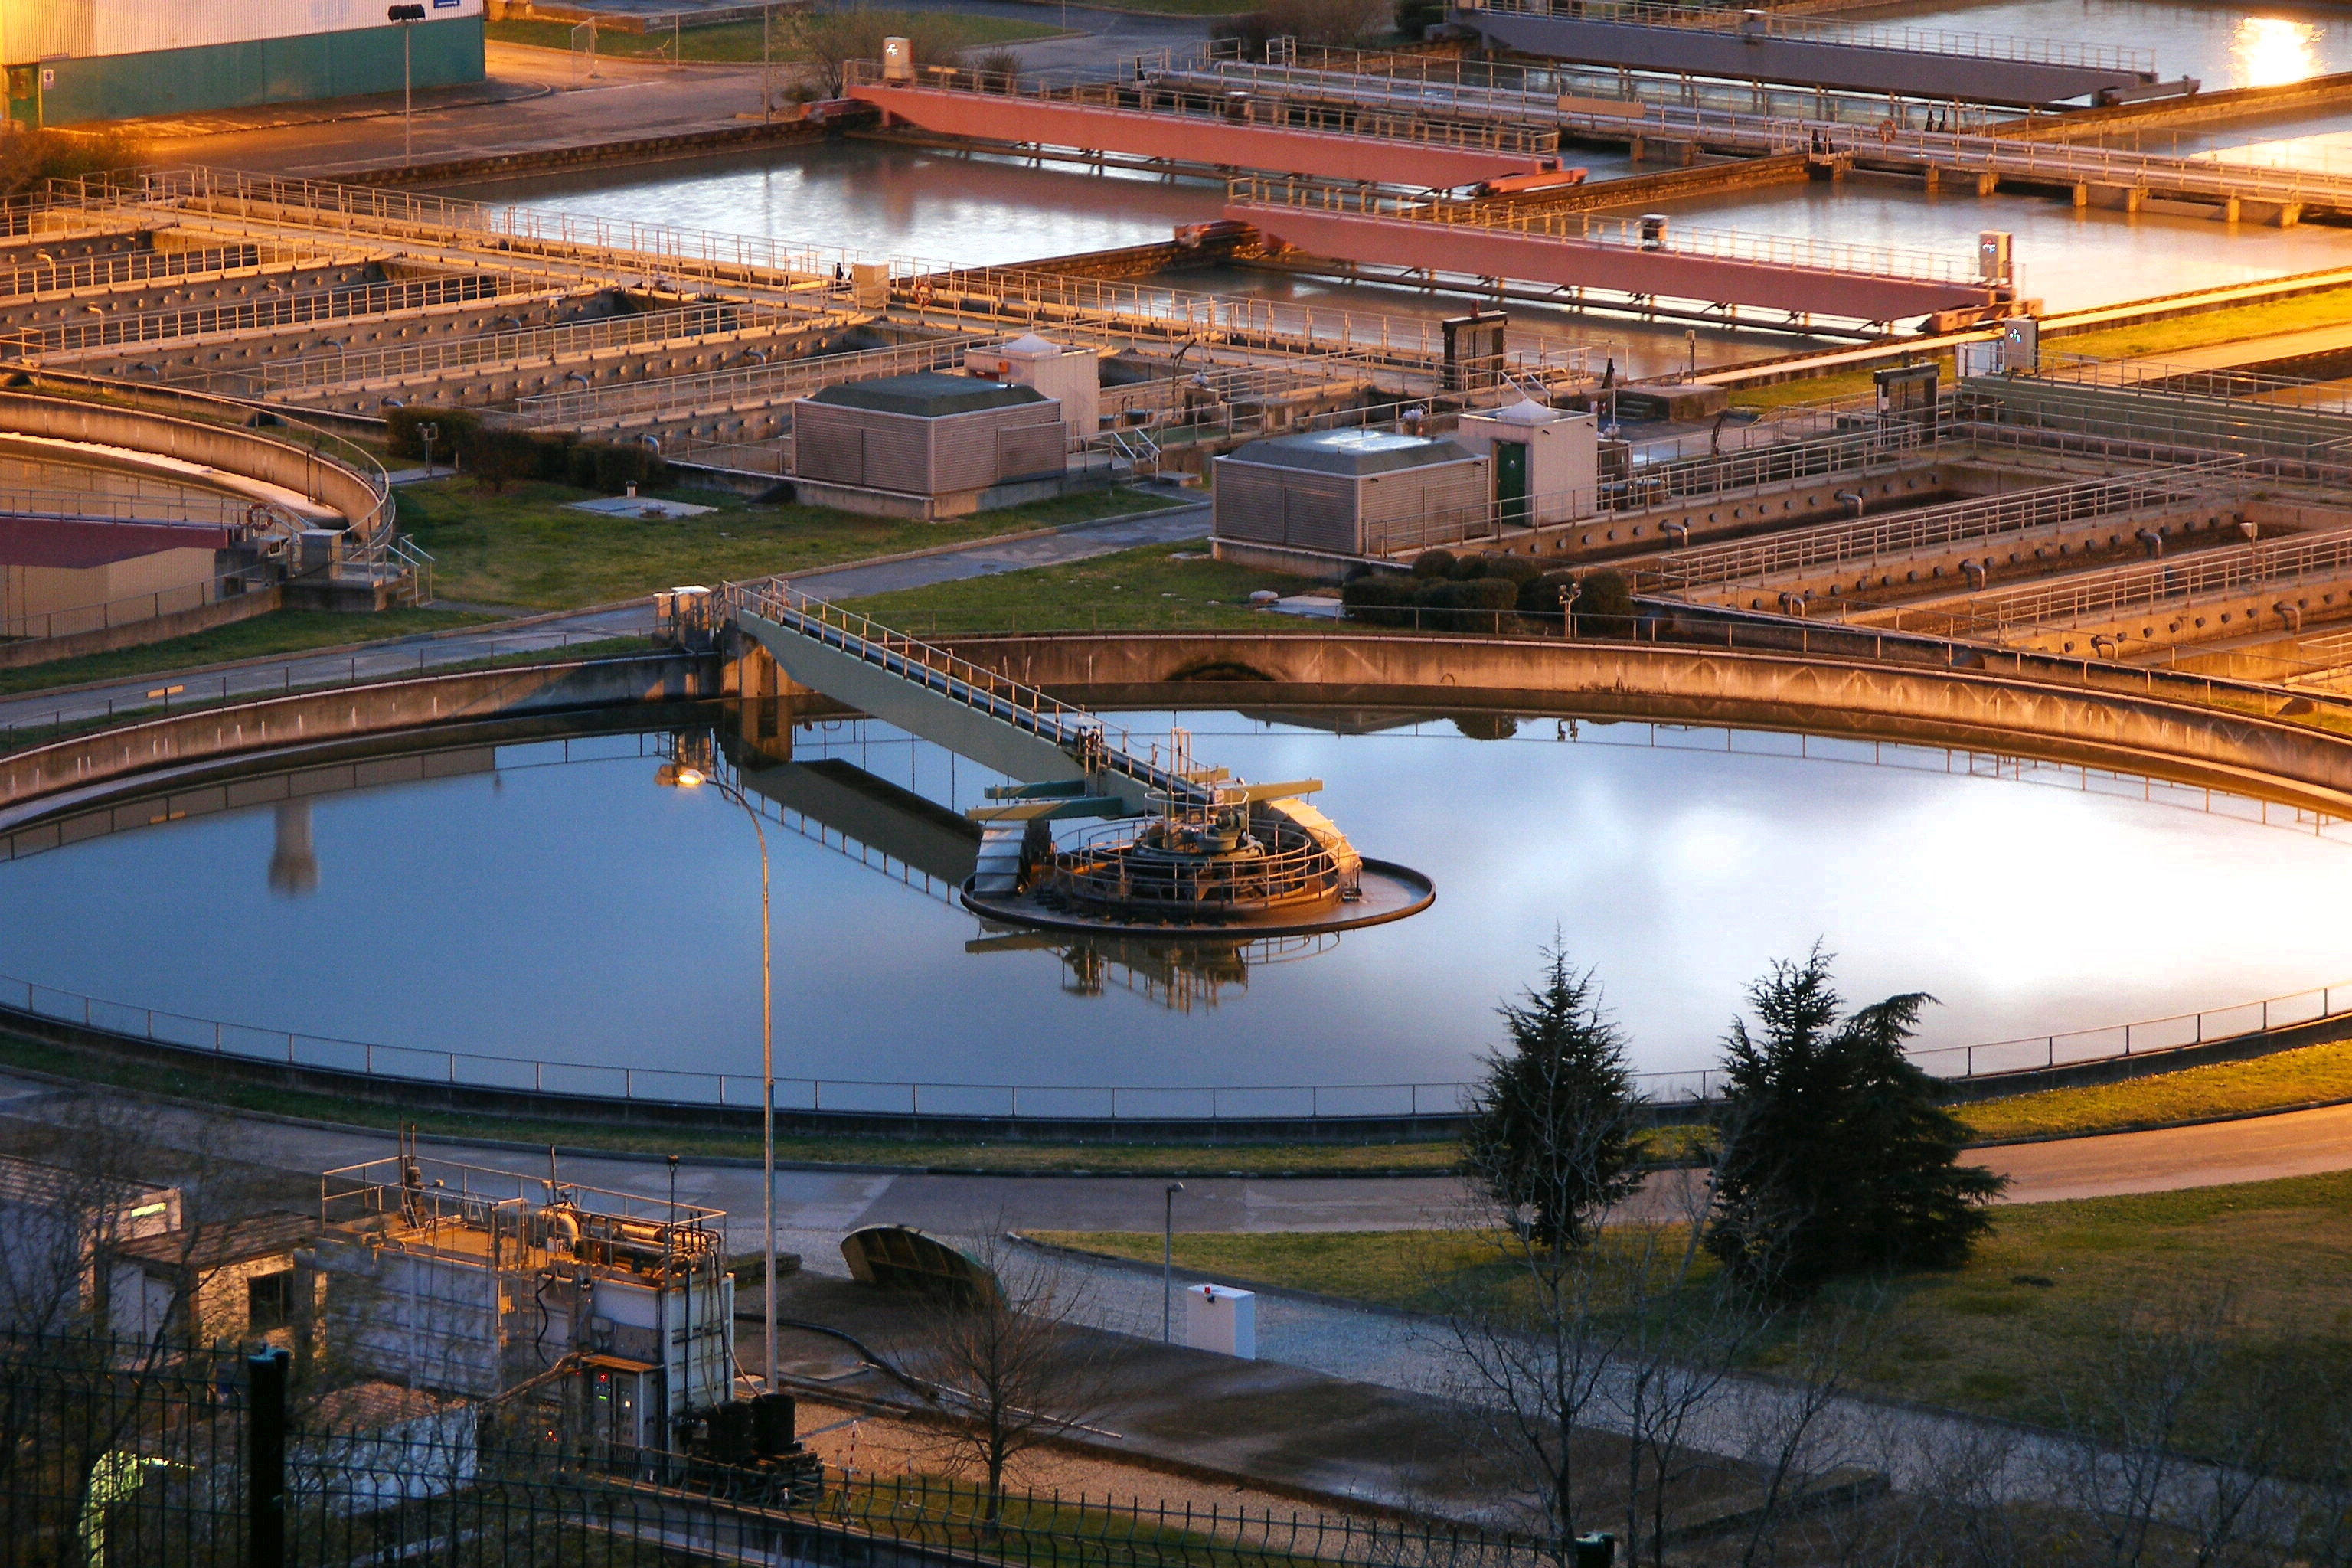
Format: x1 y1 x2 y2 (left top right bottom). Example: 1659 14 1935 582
0 515 234 639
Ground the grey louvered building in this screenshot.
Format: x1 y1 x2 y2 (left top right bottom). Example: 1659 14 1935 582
1214 430 1488 557
792 374 1067 499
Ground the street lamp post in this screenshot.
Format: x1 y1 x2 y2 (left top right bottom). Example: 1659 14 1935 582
1162 1181 1184 1344
387 5 426 165
657 760 777 1390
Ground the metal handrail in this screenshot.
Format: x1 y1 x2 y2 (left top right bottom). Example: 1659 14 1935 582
1459 0 2156 73
1226 174 1986 284
4 952 2344 1114
5 272 528 358
1880 524 2352 639
259 301 804 395
1647 459 2250 590
842 60 1566 158
510 333 991 430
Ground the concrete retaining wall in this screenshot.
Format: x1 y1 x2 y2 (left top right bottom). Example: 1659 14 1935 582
913 629 2352 815
0 653 714 830
0 585 281 671
0 389 385 536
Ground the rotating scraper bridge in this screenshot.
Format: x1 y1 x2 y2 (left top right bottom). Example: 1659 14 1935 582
726 580 1433 936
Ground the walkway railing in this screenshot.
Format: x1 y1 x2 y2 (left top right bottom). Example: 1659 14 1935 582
1227 175 1988 284
2 272 524 358
1459 0 2154 74
259 300 802 396
730 579 1219 808
5 952 2345 1117
511 333 989 430
844 59 1567 158
1190 45 2019 133
0 237 326 300
1645 460 2249 592
1875 525 2352 641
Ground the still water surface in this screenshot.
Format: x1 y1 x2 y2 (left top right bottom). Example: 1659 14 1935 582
7 710 2350 1099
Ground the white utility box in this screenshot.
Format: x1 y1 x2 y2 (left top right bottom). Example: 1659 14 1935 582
967 333 1100 451
1452 399 1598 525
1184 1283 1256 1359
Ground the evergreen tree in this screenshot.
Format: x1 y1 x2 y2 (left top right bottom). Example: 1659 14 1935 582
1704 946 2007 1292
1464 942 1642 1250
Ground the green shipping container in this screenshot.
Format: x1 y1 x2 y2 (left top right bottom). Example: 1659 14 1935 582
10 16 484 127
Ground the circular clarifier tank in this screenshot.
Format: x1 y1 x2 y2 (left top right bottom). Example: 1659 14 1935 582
5 705 2350 1109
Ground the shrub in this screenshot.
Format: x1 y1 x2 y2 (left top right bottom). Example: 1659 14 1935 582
470 427 544 495
1410 547 1456 580
1524 569 1579 616
1212 0 1392 51
1341 574 1415 626
1394 0 1445 37
1480 554 1541 589
782 5 971 97
384 406 481 461
1452 714 1520 740
570 439 672 494
1447 551 1496 581
1576 569 1635 631
0 127 146 198
1455 577 1520 626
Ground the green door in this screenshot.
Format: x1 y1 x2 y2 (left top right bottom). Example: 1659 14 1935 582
1494 439 1529 524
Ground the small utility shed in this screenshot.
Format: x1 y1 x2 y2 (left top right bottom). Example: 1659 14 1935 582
792 373 1067 501
1214 429 1487 556
0 518 231 639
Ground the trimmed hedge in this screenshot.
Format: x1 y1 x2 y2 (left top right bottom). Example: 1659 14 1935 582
1410 547 1457 580
383 405 671 493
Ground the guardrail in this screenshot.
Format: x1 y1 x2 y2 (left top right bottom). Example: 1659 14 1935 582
843 59 1566 157
3 273 522 358
1227 174 1987 284
511 332 988 430
0 626 638 751
1646 459 2249 591
2037 354 2352 420
1877 524 2352 641
0 238 321 300
5 953 2344 1118
259 300 802 396
1459 0 2154 72
1186 46 2019 134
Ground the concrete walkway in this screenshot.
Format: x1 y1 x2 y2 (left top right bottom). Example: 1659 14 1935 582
0 501 1207 741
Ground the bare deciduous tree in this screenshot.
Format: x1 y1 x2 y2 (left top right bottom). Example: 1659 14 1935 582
903 1229 1118 1517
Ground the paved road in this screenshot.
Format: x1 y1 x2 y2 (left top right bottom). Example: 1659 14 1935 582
1978 1101 2352 1201
143 44 767 178
793 501 1209 597
0 502 1207 745
136 10 1209 180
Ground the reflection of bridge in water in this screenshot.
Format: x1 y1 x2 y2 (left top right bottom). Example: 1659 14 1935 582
701 725 1339 1011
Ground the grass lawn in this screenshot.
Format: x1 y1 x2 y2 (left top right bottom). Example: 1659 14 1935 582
0 608 499 701
841 540 1315 635
1037 1167 2352 1450
485 14 1063 60
0 1031 1456 1174
394 478 1179 611
1956 1036 2352 1142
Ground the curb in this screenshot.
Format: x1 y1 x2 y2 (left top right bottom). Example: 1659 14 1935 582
0 1037 1458 1181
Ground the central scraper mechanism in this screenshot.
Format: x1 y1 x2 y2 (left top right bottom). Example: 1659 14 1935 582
724 582 1432 939
965 727 1429 937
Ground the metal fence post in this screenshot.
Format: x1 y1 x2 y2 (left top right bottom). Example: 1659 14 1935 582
248 1348 290 1568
